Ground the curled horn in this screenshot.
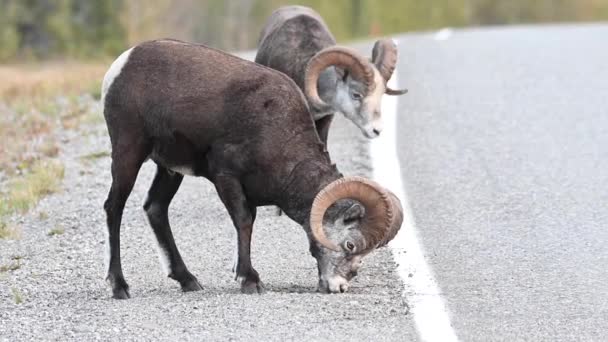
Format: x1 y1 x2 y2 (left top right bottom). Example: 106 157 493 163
309 176 395 252
385 87 408 95
372 39 408 95
376 192 403 247
304 47 375 111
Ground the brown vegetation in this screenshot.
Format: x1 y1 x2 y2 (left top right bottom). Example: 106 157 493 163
0 62 105 238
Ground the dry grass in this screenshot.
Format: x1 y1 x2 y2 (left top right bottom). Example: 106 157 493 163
38 211 49 220
11 287 23 304
0 62 106 104
0 62 104 238
0 222 21 240
0 62 106 175
0 260 21 273
0 108 59 174
0 152 66 241
0 160 65 236
47 225 65 237
5 160 65 214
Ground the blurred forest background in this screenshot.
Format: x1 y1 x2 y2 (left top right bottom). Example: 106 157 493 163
1 0 608 61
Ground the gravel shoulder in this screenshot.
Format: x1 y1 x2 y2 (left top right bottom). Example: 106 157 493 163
0 94 416 340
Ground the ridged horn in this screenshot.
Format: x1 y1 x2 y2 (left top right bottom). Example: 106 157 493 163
372 39 408 95
304 47 375 111
309 176 394 252
376 192 403 247
386 87 408 95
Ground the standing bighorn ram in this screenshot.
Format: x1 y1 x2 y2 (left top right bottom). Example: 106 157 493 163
255 5 408 146
101 39 403 299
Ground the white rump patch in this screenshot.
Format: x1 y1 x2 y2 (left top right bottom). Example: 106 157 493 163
101 47 133 103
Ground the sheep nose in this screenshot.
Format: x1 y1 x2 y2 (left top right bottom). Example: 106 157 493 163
372 128 381 136
324 276 349 293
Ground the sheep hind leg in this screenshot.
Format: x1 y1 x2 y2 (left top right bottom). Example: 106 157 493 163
144 164 202 292
104 141 149 299
215 175 264 294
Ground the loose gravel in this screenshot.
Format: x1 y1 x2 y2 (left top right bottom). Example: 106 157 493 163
0 101 415 341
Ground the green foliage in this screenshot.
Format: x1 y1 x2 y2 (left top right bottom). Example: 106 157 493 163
0 0 126 61
1 0 608 61
0 1 20 60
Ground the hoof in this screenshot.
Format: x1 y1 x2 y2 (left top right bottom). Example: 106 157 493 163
241 279 265 294
112 285 131 299
180 275 203 292
107 273 131 299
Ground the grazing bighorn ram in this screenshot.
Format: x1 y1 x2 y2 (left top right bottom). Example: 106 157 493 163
255 5 407 146
101 39 403 299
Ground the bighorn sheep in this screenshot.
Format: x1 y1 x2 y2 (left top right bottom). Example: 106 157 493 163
101 39 403 299
255 5 407 146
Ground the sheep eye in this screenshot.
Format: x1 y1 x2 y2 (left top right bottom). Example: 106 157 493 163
351 92 362 101
345 241 355 251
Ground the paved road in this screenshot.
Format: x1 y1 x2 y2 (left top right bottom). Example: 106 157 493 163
395 24 608 340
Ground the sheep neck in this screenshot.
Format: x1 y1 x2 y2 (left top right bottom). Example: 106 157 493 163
278 145 342 225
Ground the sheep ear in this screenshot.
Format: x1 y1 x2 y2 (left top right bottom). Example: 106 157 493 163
343 203 364 224
334 67 348 82
342 69 350 82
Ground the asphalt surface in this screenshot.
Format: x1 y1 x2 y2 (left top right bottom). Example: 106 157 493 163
395 24 608 341
0 59 416 340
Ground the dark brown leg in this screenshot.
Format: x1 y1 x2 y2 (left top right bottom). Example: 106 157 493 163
214 175 264 294
143 164 202 292
104 139 149 299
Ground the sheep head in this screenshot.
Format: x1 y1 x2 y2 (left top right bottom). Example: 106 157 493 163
304 40 408 139
307 176 404 293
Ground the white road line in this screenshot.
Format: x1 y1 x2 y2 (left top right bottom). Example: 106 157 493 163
370 40 458 342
